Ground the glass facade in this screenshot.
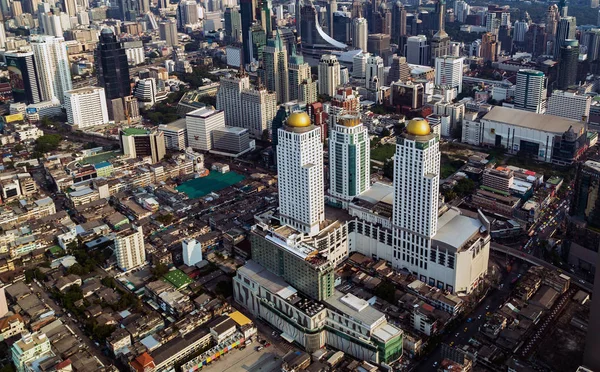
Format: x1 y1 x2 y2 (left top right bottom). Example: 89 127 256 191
96 29 131 100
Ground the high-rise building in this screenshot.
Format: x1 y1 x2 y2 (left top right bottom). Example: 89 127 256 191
430 0 450 65
365 55 384 91
288 51 311 101
352 52 369 79
182 238 203 266
554 16 576 57
5 51 42 104
513 20 529 43
240 0 256 65
176 0 200 30
158 120 187 150
299 79 318 105
392 1 407 44
224 7 242 43
318 54 341 97
96 28 131 102
435 56 464 93
367 33 391 59
262 31 289 103
159 18 178 46
216 69 251 128
186 107 226 151
514 69 547 114
30 35 72 104
557 39 579 89
277 111 324 236
329 114 370 201
584 29 600 63
351 17 368 51
0 23 6 49
387 55 411 84
406 35 430 65
481 32 498 63
65 87 109 129
546 90 591 121
119 128 166 163
454 0 470 23
547 5 560 39
240 86 277 138
114 224 146 271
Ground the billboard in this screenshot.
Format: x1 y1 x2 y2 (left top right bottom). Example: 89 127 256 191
3 113 24 123
5 54 35 104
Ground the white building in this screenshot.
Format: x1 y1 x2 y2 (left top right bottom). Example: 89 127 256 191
352 52 369 79
114 224 146 271
158 119 187 150
133 78 159 106
159 18 178 46
406 35 430 66
240 87 277 139
186 107 226 151
216 71 250 128
124 41 145 65
513 20 529 43
64 87 109 129
182 238 202 266
365 55 384 91
277 111 324 236
329 114 370 202
11 332 53 372
30 35 73 104
435 56 464 94
351 17 368 52
546 90 591 122
514 69 547 114
318 54 341 97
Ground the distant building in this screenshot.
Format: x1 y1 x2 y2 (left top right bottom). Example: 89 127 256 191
182 238 202 266
158 119 187 151
114 224 146 271
435 56 464 94
120 128 166 164
547 90 591 121
64 87 109 129
186 107 226 151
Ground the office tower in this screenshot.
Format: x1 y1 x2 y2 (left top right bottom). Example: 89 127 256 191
392 1 407 44
513 20 528 43
133 77 158 105
96 28 131 101
159 18 178 46
186 107 225 151
299 79 318 105
454 0 469 23
177 0 200 30
11 1 22 16
277 111 324 236
63 0 76 15
326 0 337 37
240 0 256 65
406 35 430 65
351 17 368 51
353 52 369 79
5 51 42 104
365 55 384 91
64 87 109 129
39 11 63 37
514 69 547 114
250 22 267 62
329 86 360 131
182 238 202 266
329 114 370 201
547 90 591 121
0 23 5 49
367 33 391 59
547 5 559 38
557 39 579 89
387 55 411 84
318 54 341 97
288 51 311 101
262 31 289 103
481 32 498 62
435 56 464 94
224 7 242 42
138 0 150 14
259 0 273 35
559 0 568 17
584 29 600 62
554 16 576 57
431 0 450 66
241 86 277 138
216 69 250 128
114 224 145 271
119 128 166 163
11 332 53 372
30 35 72 104
525 24 547 57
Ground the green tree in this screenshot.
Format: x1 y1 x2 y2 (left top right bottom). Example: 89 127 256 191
155 214 174 226
101 276 117 289
454 178 476 197
151 263 169 280
380 128 391 137
215 281 232 298
34 134 62 153
13 144 24 152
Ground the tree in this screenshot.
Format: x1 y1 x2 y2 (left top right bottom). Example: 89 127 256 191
101 276 117 289
380 128 391 137
13 144 24 152
155 214 174 226
383 160 394 179
151 263 169 280
374 281 396 304
454 178 475 197
34 134 62 153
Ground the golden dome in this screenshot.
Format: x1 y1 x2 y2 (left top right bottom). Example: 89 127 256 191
406 118 431 136
287 112 312 128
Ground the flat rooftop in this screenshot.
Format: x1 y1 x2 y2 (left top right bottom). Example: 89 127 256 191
187 107 221 118
482 106 585 134
434 207 483 250
353 182 394 206
159 118 186 131
323 290 386 328
238 260 289 296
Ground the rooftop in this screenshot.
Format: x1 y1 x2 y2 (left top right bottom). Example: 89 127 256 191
121 127 150 136
482 106 585 134
323 290 386 328
434 207 484 250
354 182 394 206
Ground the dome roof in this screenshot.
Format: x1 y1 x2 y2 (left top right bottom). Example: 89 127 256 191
287 112 311 128
406 118 430 136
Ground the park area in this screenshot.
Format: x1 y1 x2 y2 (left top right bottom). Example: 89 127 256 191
176 171 246 199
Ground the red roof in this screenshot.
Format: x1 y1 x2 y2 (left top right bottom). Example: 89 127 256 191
131 352 155 371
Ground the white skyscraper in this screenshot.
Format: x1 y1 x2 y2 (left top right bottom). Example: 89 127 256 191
514 69 547 114
114 224 146 271
277 111 324 236
546 90 591 121
513 20 529 43
31 35 73 104
352 52 369 79
405 35 430 65
186 107 226 151
182 238 203 266
318 54 341 97
329 114 370 201
0 23 6 49
365 55 384 91
240 87 277 138
351 17 368 51
435 56 464 94
216 70 250 128
64 87 109 129
454 0 470 23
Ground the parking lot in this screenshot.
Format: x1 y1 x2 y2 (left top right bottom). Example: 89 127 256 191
199 345 284 372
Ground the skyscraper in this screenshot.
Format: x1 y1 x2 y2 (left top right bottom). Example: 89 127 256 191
30 35 72 104
96 28 131 101
547 90 591 121
114 224 146 271
329 114 370 201
224 7 242 43
430 0 450 66
435 56 464 93
392 1 407 44
65 87 110 129
351 17 368 51
216 69 250 128
481 32 498 63
554 16 576 57
288 50 311 101
5 51 42 104
241 86 277 138
514 69 547 114
405 35 430 65
557 39 579 89
277 111 324 236
176 0 200 30
159 18 178 46
318 54 341 97
365 55 384 91
240 0 256 65
513 20 529 43
186 107 226 151
262 31 289 103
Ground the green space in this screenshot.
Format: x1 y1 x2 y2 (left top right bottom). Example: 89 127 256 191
81 151 120 165
176 171 246 198
163 269 193 289
48 245 63 256
371 144 396 162
441 154 465 179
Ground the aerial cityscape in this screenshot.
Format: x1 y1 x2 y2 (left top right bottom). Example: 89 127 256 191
0 0 599 371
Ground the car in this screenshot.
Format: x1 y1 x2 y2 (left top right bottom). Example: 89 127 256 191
478 315 482 320
580 279 586 284
433 362 439 367
255 346 263 351
485 305 490 310
265 343 271 347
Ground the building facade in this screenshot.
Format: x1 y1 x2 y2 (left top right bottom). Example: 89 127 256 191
186 107 226 151
514 69 547 114
64 87 110 129
114 224 146 271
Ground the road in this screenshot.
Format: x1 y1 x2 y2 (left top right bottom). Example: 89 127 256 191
43 127 119 146
30 281 112 366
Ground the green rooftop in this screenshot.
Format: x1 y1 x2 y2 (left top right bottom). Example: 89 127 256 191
163 269 193 289
122 127 150 136
81 151 119 165
480 185 510 196
176 171 245 199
